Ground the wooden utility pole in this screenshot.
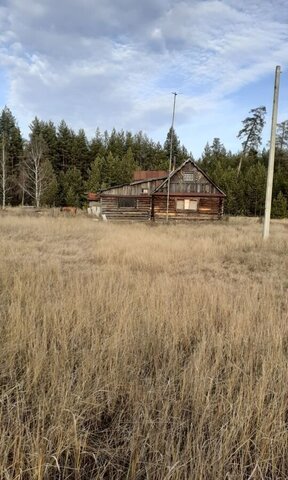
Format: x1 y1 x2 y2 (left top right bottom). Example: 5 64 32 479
263 66 281 240
166 92 177 223
2 131 6 210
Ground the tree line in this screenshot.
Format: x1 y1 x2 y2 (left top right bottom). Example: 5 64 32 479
0 107 189 208
1 105 288 217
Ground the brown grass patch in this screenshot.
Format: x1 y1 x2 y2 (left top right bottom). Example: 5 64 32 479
0 215 288 479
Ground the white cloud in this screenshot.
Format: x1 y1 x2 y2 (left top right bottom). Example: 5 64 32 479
0 0 287 154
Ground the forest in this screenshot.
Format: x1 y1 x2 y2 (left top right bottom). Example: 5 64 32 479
0 105 288 217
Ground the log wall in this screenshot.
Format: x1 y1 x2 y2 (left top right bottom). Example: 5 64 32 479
101 195 151 222
152 195 224 221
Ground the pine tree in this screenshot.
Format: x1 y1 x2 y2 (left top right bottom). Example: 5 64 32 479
164 127 188 167
276 120 288 151
56 120 75 171
237 106 266 174
200 138 226 176
0 107 23 206
90 128 106 160
101 151 116 188
86 156 102 193
117 147 136 184
72 129 90 176
40 160 58 206
245 163 266 216
29 118 58 169
61 167 83 207
272 192 287 218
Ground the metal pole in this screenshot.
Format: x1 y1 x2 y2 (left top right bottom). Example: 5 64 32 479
263 66 281 240
166 92 177 223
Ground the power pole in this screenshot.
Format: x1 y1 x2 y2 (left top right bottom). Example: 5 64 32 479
2 131 6 210
166 92 177 223
263 66 281 240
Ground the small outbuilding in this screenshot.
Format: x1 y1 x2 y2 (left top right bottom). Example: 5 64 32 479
87 158 225 221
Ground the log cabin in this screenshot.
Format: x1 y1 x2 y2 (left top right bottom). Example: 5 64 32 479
88 158 225 222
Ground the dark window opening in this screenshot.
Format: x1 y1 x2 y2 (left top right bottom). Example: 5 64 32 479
118 198 137 208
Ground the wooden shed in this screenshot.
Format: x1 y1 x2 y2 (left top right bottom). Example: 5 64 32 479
89 159 225 221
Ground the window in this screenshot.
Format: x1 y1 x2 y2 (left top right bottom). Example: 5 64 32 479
176 199 198 211
183 172 194 182
176 199 184 210
142 188 148 194
118 198 137 208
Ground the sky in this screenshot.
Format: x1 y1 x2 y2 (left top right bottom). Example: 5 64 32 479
0 0 288 158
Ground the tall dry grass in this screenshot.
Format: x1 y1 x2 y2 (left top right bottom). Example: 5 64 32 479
0 215 288 479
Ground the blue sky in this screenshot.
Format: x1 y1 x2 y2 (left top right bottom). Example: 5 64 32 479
0 0 288 158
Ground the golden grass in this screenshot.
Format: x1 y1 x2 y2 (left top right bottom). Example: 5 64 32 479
0 215 288 479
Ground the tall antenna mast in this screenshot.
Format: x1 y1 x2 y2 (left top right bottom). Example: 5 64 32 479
166 92 178 223
263 66 281 240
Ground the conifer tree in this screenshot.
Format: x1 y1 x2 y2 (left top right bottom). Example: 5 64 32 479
61 167 83 207
90 128 106 160
272 192 287 218
57 120 75 171
117 147 136 184
0 107 23 206
237 106 266 174
276 120 288 151
86 156 102 192
164 127 188 167
245 163 266 216
72 129 90 176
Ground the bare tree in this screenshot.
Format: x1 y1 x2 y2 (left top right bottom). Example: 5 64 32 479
21 135 51 207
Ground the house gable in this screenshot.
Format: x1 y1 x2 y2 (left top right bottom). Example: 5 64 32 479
153 158 225 196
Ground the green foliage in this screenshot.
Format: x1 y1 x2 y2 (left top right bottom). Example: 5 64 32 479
72 129 90 176
1 106 288 219
276 120 288 151
61 168 83 207
164 127 188 167
86 156 102 193
56 120 75 171
117 147 136 185
245 163 266 216
237 106 266 174
198 137 282 217
41 160 58 206
0 107 24 205
237 106 266 154
272 192 287 218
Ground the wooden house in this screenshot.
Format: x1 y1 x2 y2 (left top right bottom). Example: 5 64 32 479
88 159 225 221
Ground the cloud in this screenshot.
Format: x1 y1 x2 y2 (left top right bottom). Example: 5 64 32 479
0 0 288 154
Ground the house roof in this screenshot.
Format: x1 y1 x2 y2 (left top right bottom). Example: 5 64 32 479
153 158 226 196
99 175 167 193
133 170 168 181
88 158 225 197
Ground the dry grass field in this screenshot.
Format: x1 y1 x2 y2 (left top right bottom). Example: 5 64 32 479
0 214 288 479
